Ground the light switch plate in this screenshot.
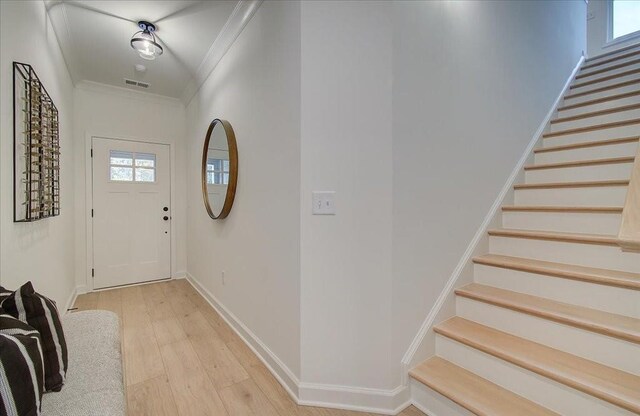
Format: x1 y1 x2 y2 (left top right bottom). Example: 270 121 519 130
312 191 336 215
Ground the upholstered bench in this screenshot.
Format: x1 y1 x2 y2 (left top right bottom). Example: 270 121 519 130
41 310 126 416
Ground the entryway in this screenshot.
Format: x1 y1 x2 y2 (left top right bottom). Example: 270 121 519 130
91 137 171 289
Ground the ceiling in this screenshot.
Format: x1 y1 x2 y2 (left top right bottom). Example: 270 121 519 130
45 0 240 99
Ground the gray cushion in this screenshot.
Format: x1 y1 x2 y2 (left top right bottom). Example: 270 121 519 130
41 310 125 416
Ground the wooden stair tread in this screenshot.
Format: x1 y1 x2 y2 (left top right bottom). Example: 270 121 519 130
514 179 629 190
577 58 640 80
455 283 640 343
534 136 639 153
473 254 640 290
558 91 640 112
571 68 640 90
542 118 640 138
584 44 640 64
563 79 640 100
410 357 559 416
434 317 640 413
488 228 619 246
501 205 623 213
524 156 634 170
551 103 640 124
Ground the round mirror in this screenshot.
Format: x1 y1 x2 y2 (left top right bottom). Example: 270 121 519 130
201 119 238 219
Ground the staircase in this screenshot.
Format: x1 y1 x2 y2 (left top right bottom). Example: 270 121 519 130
409 44 640 416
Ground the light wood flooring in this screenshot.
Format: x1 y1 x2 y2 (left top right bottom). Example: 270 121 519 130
73 279 425 416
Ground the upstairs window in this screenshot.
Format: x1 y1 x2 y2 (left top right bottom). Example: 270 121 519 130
611 0 640 40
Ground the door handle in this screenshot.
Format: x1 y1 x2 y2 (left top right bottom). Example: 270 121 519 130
163 207 169 212
163 216 169 221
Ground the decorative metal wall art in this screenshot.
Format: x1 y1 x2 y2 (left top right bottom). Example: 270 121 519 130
13 62 60 222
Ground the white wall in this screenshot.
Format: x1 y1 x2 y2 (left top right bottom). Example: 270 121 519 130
391 0 586 381
0 1 76 309
298 0 586 397
185 0 302 379
182 0 586 409
0 0 585 409
587 0 640 58
73 82 187 291
300 0 396 391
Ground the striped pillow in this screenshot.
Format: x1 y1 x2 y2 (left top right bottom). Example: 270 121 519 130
0 286 11 303
0 313 45 416
0 282 68 392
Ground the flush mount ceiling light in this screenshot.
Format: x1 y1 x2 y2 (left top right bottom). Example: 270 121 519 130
130 21 163 60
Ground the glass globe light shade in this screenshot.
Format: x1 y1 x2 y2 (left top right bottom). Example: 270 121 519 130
130 22 163 60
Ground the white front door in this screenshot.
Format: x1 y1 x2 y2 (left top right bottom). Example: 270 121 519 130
92 137 171 289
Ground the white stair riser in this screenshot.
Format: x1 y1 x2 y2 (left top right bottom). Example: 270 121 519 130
436 336 635 416
456 297 640 375
570 74 640 95
586 48 640 67
489 236 640 273
542 123 640 147
549 108 640 133
580 54 640 75
558 94 640 118
502 210 622 235
576 59 640 81
410 379 476 416
514 186 628 206
535 141 638 164
563 83 640 106
524 163 634 183
473 263 640 318
576 62 640 84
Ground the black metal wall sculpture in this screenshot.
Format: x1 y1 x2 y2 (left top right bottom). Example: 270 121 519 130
13 62 60 222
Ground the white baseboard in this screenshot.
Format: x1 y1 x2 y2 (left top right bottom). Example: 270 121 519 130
63 286 79 315
173 271 187 279
185 272 411 414
185 272 300 398
299 383 410 415
400 54 587 383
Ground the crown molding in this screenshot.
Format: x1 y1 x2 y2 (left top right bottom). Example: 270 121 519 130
40 0 78 86
43 0 82 86
45 0 261 104
75 80 184 106
180 0 263 106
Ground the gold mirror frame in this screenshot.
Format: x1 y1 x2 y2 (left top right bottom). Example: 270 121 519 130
201 119 238 220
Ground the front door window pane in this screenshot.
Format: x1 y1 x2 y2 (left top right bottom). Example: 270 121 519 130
110 150 133 166
135 168 155 182
110 166 133 181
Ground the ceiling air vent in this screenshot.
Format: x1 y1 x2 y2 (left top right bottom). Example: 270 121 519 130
124 78 150 89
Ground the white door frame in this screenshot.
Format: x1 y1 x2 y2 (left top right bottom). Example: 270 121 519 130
84 133 178 291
